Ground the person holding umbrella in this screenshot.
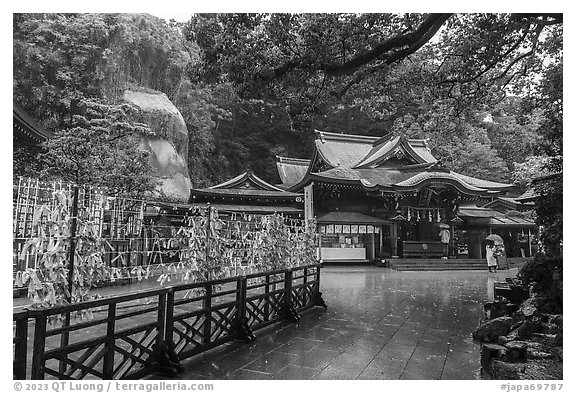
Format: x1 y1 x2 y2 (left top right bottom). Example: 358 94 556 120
485 234 504 273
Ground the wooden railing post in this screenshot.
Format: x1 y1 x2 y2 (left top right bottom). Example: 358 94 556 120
237 278 246 322
205 204 212 280
157 292 167 343
13 314 28 379
281 270 300 322
31 314 47 380
264 275 270 321
148 290 182 375
203 284 212 345
233 276 254 342
284 270 293 305
302 267 308 305
103 303 116 379
312 265 327 308
165 289 175 345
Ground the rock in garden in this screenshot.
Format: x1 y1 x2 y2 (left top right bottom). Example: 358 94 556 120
489 299 520 319
548 314 563 327
554 330 563 346
522 359 563 380
481 343 507 370
531 333 557 347
556 348 563 361
526 348 554 360
491 360 526 380
503 341 528 362
497 333 516 345
473 316 514 342
519 296 546 317
517 319 543 340
542 323 559 335
520 304 537 318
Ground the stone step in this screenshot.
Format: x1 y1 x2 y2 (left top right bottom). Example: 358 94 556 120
390 261 487 266
393 266 489 270
391 261 487 264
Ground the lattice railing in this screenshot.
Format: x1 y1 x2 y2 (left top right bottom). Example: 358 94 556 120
13 264 325 380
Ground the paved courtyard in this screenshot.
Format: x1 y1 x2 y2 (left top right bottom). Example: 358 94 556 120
153 265 518 380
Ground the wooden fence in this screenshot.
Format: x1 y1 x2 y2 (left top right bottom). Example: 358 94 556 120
13 264 326 380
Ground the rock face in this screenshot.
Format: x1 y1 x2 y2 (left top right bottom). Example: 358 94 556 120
123 89 192 200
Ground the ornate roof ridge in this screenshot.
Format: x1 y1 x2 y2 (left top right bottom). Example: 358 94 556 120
450 171 513 190
314 129 379 144
209 172 285 192
353 135 432 168
394 172 486 192
275 156 311 165
371 132 395 146
190 188 302 197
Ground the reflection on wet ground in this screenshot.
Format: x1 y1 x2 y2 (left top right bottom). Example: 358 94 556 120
151 266 518 380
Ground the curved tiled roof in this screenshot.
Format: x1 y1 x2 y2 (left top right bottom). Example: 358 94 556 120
210 172 285 191
282 130 514 196
314 130 377 167
275 156 310 187
191 188 303 198
189 172 303 203
457 206 536 228
354 136 436 168
305 166 510 196
451 172 514 191
13 103 54 143
392 172 488 194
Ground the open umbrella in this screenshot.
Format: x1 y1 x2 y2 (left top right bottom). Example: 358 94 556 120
486 234 504 245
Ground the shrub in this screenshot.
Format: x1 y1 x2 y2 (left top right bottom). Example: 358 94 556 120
518 253 562 295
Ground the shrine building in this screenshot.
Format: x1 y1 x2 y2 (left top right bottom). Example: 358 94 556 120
276 130 537 262
187 172 304 219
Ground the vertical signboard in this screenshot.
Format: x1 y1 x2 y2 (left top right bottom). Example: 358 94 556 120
304 183 314 221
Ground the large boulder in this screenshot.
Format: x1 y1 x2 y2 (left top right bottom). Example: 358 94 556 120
473 316 515 343
123 88 192 200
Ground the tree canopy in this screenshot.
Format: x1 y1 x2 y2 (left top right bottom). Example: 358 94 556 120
183 13 561 186
14 12 562 190
40 99 158 196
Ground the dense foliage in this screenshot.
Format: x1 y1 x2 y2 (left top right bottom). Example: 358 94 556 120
184 13 562 184
41 99 159 196
13 13 195 193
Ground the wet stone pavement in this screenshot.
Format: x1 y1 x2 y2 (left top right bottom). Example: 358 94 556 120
152 266 518 380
